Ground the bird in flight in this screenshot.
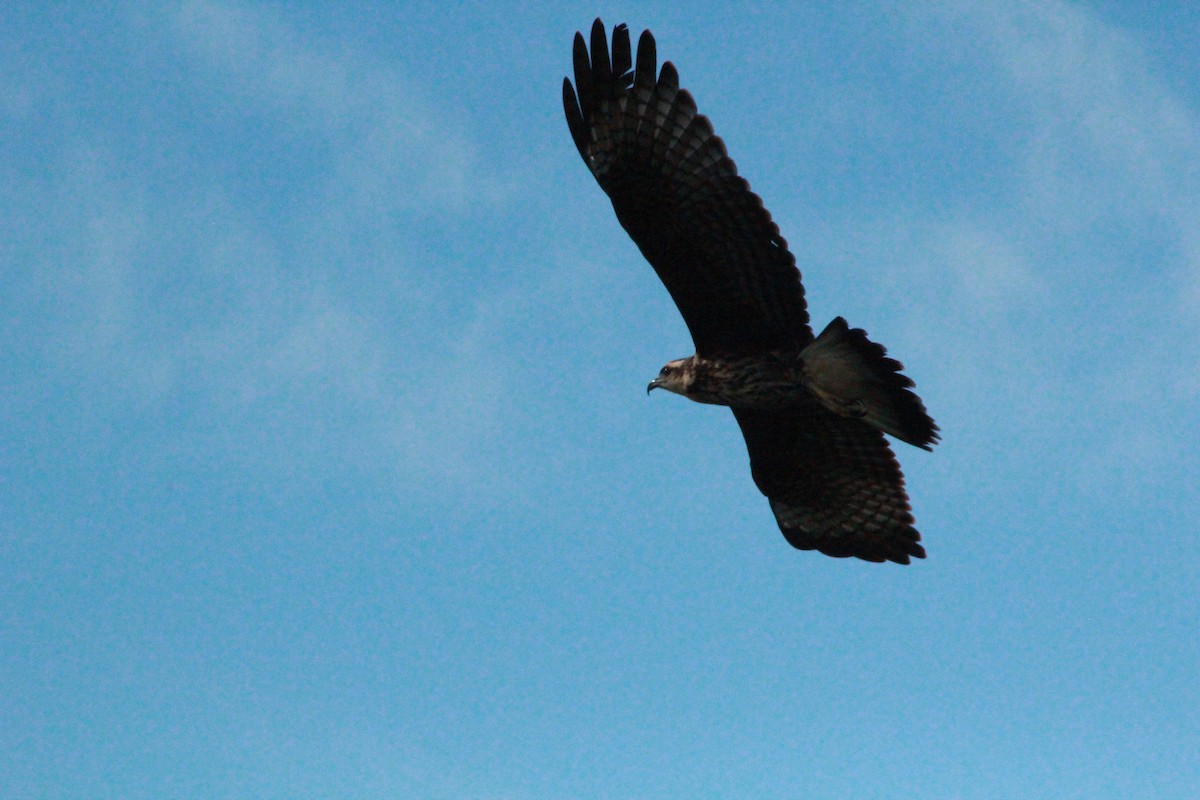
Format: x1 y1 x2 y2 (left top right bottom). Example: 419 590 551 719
563 20 939 564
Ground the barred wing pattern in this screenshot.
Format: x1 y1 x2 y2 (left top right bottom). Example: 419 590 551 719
733 407 925 564
563 21 811 357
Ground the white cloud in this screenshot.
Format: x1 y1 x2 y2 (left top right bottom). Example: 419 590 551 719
30 143 516 483
167 0 502 213
910 1 1200 472
783 2 1200 486
981 5 1198 234
2 1 527 491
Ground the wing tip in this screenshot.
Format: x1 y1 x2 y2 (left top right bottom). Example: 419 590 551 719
782 525 927 565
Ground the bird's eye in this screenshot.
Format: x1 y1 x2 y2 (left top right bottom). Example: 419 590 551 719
660 366 670 376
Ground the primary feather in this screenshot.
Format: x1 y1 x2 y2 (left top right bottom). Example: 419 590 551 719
564 22 810 357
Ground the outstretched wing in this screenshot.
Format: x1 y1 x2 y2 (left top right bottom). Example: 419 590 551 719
563 20 811 357
733 406 926 564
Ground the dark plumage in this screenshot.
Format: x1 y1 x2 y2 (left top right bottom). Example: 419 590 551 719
564 21 938 564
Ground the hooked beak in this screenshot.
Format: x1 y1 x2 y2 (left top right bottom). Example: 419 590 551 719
647 378 662 395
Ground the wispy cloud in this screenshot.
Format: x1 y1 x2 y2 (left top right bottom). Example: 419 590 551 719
168 0 497 212
838 3 1200 470
4 1 524 489
768 1 1200 503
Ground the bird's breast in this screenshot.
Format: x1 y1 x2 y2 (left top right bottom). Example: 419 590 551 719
686 355 810 409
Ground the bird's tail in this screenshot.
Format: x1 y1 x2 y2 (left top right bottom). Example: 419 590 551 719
800 317 940 450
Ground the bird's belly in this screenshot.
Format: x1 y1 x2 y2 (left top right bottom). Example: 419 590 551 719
688 380 810 409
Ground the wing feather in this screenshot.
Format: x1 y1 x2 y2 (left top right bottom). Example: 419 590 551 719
732 406 927 564
571 32 592 125
564 20 810 356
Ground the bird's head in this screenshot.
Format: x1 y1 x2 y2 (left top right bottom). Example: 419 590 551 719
647 357 694 396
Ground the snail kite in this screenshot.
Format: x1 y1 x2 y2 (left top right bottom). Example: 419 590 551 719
563 20 939 564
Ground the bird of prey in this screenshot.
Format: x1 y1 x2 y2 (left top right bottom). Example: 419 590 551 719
563 20 939 564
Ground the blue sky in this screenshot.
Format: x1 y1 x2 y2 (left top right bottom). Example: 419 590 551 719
3 2 1199 798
